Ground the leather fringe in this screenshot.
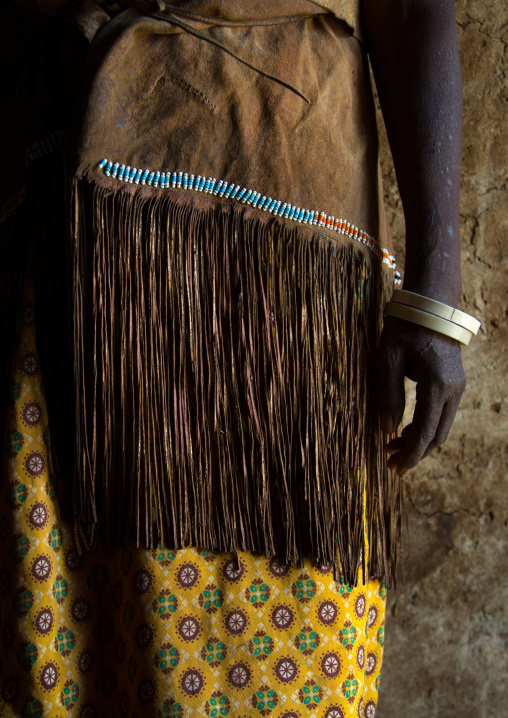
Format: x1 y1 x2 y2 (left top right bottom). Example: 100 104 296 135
72 178 402 587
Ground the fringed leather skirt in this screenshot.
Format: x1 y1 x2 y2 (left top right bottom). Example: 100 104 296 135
1 0 402 587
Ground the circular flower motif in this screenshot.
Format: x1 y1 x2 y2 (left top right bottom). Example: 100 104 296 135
337 583 353 599
153 589 178 619
54 626 75 657
227 662 251 689
25 452 45 477
200 548 220 562
267 556 290 578
5 430 24 460
22 402 42 426
22 304 35 325
274 657 298 684
17 641 38 671
339 621 358 650
271 604 294 630
200 636 227 667
244 578 270 608
321 652 341 678
8 479 28 506
47 524 62 552
364 700 376 718
248 630 274 661
221 557 245 583
64 547 82 572
298 678 323 710
354 593 366 619
178 615 201 642
10 532 30 562
294 626 320 655
12 380 21 401
71 598 90 623
133 569 153 595
39 662 58 691
367 606 378 630
152 545 175 567
93 616 114 645
356 645 365 670
198 583 223 614
160 697 184 717
251 684 278 715
22 697 44 718
78 703 97 718
205 690 230 717
1 677 19 703
155 642 180 675
31 554 52 582
136 622 154 649
324 708 344 718
176 562 200 589
95 668 117 697
138 678 156 705
317 600 338 626
87 564 109 593
225 609 248 636
180 669 204 696
14 586 33 616
20 352 38 377
77 649 93 675
60 678 79 711
341 673 359 704
52 575 68 603
290 573 316 604
35 607 54 635
29 502 48 528
121 548 132 573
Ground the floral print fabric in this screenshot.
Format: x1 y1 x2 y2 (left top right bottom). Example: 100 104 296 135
0 279 385 718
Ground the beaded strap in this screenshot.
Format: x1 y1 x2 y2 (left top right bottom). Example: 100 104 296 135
97 158 401 281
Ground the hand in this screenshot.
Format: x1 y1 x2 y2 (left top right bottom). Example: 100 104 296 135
376 316 466 476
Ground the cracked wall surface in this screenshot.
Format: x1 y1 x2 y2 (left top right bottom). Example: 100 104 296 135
376 3 508 717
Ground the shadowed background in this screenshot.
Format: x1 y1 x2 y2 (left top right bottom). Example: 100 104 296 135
376 2 508 716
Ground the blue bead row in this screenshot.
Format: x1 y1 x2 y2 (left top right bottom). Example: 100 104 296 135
97 158 400 278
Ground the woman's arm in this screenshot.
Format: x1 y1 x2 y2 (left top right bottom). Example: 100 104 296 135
362 0 466 475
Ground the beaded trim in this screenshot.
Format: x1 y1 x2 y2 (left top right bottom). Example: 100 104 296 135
97 158 401 280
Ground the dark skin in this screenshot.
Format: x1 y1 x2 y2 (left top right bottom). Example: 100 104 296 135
361 0 467 476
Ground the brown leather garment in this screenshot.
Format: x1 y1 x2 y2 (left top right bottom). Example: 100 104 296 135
0 1 402 586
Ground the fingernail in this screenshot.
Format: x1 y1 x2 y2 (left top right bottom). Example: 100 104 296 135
380 412 394 434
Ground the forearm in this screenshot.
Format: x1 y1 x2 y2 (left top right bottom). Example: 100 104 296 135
362 0 463 305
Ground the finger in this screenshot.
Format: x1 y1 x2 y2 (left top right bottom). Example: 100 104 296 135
377 336 406 434
422 399 460 458
386 436 407 454
393 384 445 475
387 450 404 470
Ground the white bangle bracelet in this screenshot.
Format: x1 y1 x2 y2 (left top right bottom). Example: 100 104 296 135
391 290 481 335
384 302 474 345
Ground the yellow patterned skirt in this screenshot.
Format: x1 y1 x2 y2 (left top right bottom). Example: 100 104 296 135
0 278 385 718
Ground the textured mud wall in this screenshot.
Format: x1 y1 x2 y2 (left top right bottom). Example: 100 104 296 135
376 3 508 716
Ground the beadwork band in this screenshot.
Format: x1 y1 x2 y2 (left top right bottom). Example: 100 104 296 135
97 158 401 280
